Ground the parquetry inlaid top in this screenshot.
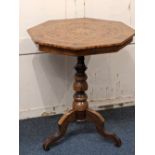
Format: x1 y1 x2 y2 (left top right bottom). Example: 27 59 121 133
28 18 134 56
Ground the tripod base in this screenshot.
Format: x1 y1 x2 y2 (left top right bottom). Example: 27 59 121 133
43 108 122 151
43 56 122 151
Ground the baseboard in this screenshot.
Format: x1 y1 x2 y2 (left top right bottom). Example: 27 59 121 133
20 96 134 120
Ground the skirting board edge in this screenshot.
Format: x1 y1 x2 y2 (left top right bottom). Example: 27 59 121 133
20 96 134 120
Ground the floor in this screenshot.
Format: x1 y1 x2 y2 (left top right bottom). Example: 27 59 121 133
19 106 135 155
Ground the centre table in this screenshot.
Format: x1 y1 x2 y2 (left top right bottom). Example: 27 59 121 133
28 18 134 151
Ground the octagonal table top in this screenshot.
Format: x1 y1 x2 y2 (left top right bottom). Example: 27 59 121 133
28 18 134 56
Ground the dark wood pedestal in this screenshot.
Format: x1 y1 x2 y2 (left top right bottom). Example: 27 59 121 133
42 56 122 151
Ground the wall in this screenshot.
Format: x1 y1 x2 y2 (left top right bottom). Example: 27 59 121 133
19 0 135 119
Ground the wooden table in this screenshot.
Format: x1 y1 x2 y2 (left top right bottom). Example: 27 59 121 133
28 18 134 151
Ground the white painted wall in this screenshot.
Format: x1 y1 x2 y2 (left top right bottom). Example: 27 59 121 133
19 0 135 119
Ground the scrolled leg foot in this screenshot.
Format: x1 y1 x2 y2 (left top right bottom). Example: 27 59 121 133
96 126 122 147
43 127 64 151
42 110 75 150
43 145 50 151
86 108 122 147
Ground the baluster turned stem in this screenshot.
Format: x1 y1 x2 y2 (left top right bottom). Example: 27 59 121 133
73 56 88 120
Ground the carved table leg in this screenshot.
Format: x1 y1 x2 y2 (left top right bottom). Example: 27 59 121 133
43 110 76 151
42 56 122 151
86 108 122 147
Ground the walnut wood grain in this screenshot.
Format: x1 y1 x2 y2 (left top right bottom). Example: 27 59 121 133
28 18 134 56
42 56 122 150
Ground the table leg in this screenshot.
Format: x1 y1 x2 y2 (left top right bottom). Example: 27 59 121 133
43 110 76 151
86 108 122 147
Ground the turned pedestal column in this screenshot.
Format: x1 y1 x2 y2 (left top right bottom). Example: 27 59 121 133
73 56 88 120
42 56 122 150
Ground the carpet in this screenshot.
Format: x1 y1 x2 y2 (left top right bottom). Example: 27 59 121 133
19 106 135 155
